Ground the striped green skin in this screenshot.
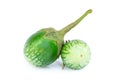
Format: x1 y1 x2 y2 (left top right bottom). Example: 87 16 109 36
61 40 91 70
24 30 58 67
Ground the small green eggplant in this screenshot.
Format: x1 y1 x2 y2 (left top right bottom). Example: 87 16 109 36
24 9 92 67
61 40 91 70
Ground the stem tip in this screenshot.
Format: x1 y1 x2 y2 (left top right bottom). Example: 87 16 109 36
87 9 92 14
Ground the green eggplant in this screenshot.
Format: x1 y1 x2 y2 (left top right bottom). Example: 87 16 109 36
61 40 91 70
24 9 92 67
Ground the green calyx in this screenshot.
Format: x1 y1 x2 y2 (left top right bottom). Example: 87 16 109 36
24 9 92 67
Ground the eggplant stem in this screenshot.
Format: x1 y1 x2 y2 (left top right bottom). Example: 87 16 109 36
62 63 65 70
59 9 92 36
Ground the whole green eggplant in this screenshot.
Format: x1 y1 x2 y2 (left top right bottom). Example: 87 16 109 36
24 9 92 67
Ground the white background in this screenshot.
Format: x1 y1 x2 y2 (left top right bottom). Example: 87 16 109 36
0 0 120 80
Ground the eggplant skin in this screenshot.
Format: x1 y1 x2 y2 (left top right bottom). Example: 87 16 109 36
24 30 58 67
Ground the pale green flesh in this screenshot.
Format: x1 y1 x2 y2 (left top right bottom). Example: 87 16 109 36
61 40 91 70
